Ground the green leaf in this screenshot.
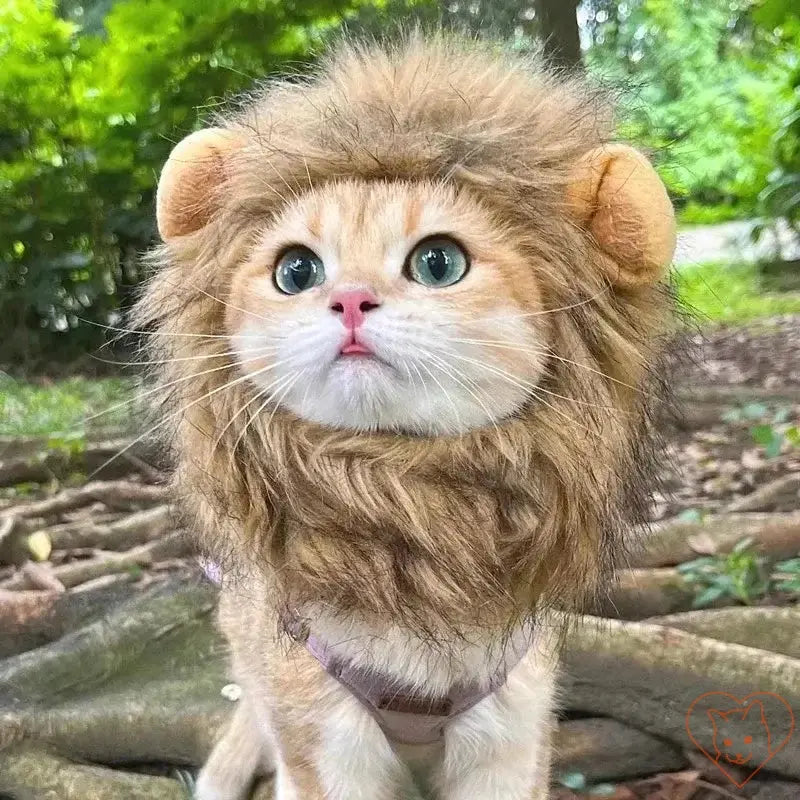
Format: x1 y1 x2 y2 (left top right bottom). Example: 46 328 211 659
732 537 755 554
751 424 776 445
558 772 587 791
678 557 716 573
765 433 784 459
742 402 769 420
754 0 800 29
773 407 792 424
693 584 727 608
589 784 618 797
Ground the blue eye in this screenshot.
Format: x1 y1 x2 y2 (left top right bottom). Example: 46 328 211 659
407 237 469 287
274 247 325 294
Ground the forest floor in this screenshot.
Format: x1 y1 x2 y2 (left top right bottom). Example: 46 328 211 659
1 314 800 799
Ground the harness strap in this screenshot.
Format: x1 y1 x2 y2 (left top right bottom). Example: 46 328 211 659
283 611 532 746
200 559 531 746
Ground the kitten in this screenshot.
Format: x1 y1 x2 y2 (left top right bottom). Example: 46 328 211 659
709 702 772 767
136 34 676 800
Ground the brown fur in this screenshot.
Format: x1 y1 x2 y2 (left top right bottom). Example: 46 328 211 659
134 34 673 638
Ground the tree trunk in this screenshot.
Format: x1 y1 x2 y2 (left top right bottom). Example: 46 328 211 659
535 0 582 69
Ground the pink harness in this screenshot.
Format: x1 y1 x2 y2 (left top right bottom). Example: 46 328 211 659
283 612 532 746
202 560 530 746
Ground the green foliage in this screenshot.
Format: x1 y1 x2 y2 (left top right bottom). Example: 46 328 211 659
676 260 800 322
584 0 793 214
556 772 617 796
678 538 770 607
772 556 800 594
0 0 361 364
756 55 800 241
2 0 799 363
751 1 800 244
0 374 133 435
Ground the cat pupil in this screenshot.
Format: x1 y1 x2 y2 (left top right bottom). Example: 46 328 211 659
289 257 312 289
425 248 448 281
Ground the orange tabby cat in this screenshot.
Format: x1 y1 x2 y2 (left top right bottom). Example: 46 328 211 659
136 34 676 800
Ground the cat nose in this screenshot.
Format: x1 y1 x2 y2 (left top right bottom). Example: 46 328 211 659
329 289 381 330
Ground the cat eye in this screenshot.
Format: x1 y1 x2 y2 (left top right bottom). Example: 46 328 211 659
406 237 469 288
274 246 325 295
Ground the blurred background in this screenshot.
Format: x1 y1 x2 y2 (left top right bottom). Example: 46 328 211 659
1 2 800 800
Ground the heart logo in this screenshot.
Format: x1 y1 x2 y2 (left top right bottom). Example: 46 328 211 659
685 692 795 787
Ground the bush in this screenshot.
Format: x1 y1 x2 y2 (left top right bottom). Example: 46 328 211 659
0 0 359 366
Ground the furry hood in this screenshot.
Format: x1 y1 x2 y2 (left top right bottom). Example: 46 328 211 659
135 34 673 633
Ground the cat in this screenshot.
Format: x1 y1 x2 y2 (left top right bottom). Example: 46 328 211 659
709 701 772 767
135 33 676 800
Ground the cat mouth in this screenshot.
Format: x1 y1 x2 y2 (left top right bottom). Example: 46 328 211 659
340 341 373 356
724 754 751 765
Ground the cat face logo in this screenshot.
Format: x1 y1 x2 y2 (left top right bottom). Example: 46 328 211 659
686 692 795 787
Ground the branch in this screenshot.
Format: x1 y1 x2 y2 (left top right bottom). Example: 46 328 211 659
1 481 169 520
0 530 189 591
632 511 800 568
561 615 800 780
0 745 185 800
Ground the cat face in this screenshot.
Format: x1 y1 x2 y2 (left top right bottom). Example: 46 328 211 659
708 702 771 766
225 179 546 435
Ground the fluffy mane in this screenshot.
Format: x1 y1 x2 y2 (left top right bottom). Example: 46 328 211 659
134 34 673 635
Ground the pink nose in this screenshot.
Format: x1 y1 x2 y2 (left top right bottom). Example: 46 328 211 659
329 289 381 330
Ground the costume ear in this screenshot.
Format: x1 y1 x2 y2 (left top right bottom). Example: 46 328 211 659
567 144 676 288
156 128 243 241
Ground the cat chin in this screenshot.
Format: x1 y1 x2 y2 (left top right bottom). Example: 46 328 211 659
281 367 512 436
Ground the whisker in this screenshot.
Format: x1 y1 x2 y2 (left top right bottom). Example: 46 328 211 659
441 348 630 415
184 280 275 325
86 360 278 480
441 351 597 435
266 159 301 203
426 352 501 437
82 348 286 423
417 360 462 432
446 338 654 399
264 368 306 431
452 286 611 324
212 373 286 457
79 319 262 340
232 369 305 457
89 344 278 369
408 359 432 409
219 370 301 469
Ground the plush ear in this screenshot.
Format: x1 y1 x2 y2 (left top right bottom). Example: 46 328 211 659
567 144 676 288
156 128 243 241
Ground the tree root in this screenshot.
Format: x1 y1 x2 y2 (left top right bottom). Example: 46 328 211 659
43 505 174 552
553 718 687 782
0 530 189 591
2 481 168 521
631 511 800 568
724 475 800 513
0 745 185 800
0 576 216 703
647 605 800 660
0 439 160 487
561 615 800 779
597 568 698 619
